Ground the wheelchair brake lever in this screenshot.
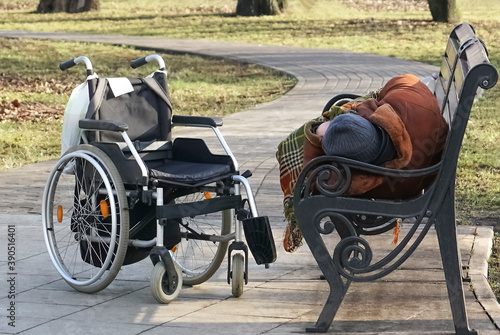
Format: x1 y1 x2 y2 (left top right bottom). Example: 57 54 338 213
241 170 252 178
237 210 250 221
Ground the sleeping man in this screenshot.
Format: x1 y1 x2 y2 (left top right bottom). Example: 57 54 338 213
277 74 449 252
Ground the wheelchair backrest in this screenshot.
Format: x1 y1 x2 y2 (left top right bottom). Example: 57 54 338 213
85 71 172 143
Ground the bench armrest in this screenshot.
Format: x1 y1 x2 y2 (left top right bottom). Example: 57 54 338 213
311 156 442 178
295 155 442 199
172 115 223 128
79 119 129 132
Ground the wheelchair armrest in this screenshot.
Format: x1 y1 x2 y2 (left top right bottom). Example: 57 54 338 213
79 119 129 132
172 115 223 128
79 119 149 187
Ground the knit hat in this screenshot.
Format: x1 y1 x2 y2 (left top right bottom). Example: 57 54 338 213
321 113 383 163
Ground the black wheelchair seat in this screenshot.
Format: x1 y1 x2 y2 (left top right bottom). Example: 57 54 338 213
152 137 235 185
149 160 232 184
92 137 235 187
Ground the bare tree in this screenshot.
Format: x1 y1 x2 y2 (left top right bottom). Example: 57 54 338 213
37 0 100 13
236 0 287 16
427 0 460 22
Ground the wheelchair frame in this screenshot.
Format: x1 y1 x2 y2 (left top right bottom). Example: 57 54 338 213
42 54 276 303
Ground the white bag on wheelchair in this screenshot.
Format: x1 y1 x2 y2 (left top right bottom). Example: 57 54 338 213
60 81 90 156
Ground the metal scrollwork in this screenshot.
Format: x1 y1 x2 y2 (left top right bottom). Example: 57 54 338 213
333 236 373 279
313 211 357 236
313 213 335 235
307 162 351 198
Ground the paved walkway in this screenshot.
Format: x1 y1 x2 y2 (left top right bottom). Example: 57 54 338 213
0 31 499 334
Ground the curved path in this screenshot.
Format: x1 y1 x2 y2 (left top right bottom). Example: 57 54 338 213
0 31 436 126
0 30 499 335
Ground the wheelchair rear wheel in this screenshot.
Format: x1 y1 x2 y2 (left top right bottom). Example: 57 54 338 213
172 195 232 286
42 145 129 293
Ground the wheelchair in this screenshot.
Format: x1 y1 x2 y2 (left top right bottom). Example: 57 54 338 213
41 54 276 303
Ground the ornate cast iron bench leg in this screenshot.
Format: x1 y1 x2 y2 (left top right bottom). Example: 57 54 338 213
307 276 351 333
296 211 351 332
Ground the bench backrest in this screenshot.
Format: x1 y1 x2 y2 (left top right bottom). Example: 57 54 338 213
432 23 497 190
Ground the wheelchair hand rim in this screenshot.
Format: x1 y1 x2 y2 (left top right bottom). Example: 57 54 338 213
42 150 118 287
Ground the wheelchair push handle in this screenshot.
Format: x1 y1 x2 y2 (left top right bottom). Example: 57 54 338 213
131 54 166 71
59 56 93 76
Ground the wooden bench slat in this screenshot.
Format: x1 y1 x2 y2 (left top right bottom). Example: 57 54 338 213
445 38 460 68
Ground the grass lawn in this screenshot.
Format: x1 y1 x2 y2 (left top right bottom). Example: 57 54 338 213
1 0 500 293
1 0 499 65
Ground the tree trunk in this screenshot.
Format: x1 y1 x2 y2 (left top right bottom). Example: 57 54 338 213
427 0 460 22
37 0 99 13
236 0 287 16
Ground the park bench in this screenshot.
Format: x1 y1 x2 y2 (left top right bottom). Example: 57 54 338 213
292 23 498 334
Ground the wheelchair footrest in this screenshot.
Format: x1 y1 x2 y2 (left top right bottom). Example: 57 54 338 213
242 216 277 265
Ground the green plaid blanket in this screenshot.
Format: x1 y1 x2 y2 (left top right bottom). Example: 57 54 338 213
276 93 377 252
276 107 345 252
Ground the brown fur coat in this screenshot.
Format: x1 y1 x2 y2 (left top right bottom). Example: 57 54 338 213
303 74 448 199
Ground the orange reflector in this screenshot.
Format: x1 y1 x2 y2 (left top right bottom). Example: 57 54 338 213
57 205 63 223
100 200 109 218
171 245 177 252
204 192 212 199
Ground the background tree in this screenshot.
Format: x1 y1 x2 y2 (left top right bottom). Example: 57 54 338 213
427 0 460 22
236 0 286 16
37 0 99 13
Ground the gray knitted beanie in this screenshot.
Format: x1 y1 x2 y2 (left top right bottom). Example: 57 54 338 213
321 113 383 163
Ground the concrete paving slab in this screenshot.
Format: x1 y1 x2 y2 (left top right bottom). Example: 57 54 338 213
143 319 292 335
18 320 151 335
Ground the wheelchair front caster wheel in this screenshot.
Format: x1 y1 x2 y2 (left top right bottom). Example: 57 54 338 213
231 253 245 298
150 261 183 304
